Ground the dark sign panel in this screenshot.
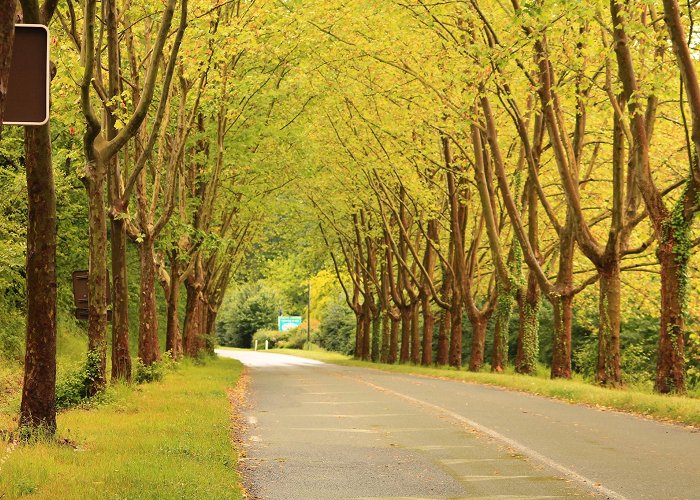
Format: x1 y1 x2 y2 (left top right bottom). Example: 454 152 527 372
4 24 49 126
71 270 112 322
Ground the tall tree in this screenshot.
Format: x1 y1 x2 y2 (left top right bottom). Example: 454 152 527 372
78 0 179 392
18 0 59 434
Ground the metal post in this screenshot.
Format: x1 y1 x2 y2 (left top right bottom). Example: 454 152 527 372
307 281 311 349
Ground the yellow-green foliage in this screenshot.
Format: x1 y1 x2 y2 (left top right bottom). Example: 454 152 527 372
0 357 244 499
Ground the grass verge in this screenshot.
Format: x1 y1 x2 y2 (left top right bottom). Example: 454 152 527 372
245 347 700 428
0 357 244 499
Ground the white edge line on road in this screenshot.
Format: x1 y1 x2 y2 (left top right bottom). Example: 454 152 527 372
354 377 627 500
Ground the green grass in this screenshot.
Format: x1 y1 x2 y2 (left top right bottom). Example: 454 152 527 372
0 357 245 499
262 347 700 428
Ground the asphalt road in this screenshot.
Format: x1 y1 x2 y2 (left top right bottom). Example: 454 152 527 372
216 349 700 500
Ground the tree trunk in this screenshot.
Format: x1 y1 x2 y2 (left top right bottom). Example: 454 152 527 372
110 216 131 380
183 275 203 357
491 295 513 373
360 302 371 360
388 314 399 364
468 316 487 372
410 300 420 364
448 302 463 368
85 156 108 395
421 295 434 366
655 244 686 393
354 309 364 359
436 309 450 366
138 236 160 365
362 300 372 361
165 253 182 358
399 305 411 363
515 271 540 375
550 293 573 379
19 123 57 432
596 261 622 386
380 312 390 363
371 311 380 362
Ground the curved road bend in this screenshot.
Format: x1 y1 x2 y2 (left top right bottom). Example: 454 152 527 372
217 349 700 500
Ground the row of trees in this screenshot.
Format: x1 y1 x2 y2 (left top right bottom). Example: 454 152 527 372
2 0 303 434
296 0 700 394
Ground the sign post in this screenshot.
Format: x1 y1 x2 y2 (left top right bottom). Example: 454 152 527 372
278 315 302 331
4 24 50 126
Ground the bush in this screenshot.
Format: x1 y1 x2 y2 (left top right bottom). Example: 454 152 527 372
252 329 287 348
55 350 103 410
134 352 176 384
216 283 279 348
621 344 654 386
277 327 309 349
316 301 355 355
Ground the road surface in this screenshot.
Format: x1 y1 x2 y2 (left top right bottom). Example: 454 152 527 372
217 349 700 500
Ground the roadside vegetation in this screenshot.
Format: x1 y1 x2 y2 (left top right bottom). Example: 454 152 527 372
0 357 243 499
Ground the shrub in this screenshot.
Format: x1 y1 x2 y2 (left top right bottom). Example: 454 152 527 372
316 301 355 355
55 350 103 410
216 283 279 348
134 352 176 384
277 327 309 349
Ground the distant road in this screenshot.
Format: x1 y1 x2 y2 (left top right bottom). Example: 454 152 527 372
217 349 700 500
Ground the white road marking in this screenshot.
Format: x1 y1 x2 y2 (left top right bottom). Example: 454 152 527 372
302 401 383 405
461 475 532 481
441 458 499 464
290 428 378 433
414 445 474 451
352 376 628 500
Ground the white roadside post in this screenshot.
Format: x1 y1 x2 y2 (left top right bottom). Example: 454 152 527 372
265 340 269 350
254 340 258 351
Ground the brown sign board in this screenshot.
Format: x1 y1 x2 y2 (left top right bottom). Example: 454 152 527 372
4 24 50 126
72 270 112 322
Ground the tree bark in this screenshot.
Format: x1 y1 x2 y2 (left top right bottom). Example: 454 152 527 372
109 211 132 380
410 300 420 364
19 123 57 432
165 252 183 357
436 309 450 366
183 259 204 357
421 294 434 366
388 314 399 364
371 310 380 362
515 270 540 374
655 244 686 393
468 316 487 372
596 261 622 386
84 155 109 395
380 312 390 363
448 302 463 368
399 305 411 363
138 236 160 365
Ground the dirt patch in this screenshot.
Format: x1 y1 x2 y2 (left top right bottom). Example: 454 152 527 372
227 367 256 499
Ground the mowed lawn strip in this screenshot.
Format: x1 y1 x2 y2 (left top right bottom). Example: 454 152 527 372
0 357 244 499
230 347 700 428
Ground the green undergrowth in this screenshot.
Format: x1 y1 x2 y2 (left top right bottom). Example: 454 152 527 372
0 357 244 499
262 347 700 428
